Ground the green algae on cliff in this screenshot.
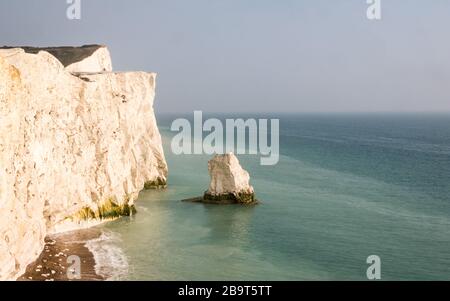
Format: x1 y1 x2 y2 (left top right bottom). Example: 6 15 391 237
203 191 257 205
144 177 167 190
72 197 136 222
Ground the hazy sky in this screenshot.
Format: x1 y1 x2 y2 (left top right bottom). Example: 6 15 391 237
1 0 449 113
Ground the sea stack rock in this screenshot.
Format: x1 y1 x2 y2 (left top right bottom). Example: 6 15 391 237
0 45 167 280
203 153 257 204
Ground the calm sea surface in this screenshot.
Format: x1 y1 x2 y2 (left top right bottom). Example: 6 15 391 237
97 113 450 280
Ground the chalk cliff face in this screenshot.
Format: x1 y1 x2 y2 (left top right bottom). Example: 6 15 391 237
0 46 167 280
204 153 256 204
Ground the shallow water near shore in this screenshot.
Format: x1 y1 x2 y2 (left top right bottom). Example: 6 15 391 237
96 113 450 280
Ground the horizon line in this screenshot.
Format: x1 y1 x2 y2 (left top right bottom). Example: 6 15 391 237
155 110 450 115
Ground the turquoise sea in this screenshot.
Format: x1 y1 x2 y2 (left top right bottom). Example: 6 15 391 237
94 113 450 280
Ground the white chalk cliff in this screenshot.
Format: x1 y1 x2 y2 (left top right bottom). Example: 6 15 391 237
204 153 256 204
0 45 167 280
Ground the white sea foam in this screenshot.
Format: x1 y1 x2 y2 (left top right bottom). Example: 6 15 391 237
84 230 129 280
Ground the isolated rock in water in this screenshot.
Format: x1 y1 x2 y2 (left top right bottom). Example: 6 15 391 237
0 44 112 73
203 153 256 204
0 45 167 280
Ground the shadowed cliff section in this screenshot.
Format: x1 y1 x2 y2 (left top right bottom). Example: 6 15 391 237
1 44 104 67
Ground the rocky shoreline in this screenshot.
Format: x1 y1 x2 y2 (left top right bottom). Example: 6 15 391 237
18 229 104 281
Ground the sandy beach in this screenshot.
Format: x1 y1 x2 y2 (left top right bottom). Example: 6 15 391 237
19 228 105 281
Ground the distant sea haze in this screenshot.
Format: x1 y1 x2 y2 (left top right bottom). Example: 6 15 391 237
93 112 450 280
